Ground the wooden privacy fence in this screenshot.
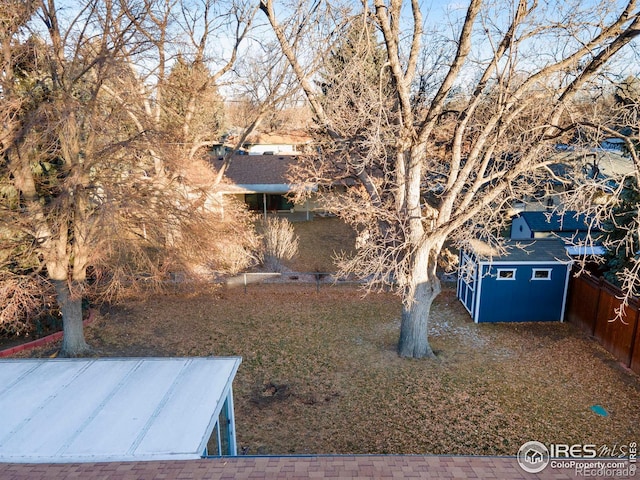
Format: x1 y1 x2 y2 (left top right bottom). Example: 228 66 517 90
566 270 640 375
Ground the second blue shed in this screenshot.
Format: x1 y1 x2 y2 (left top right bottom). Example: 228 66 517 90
457 239 573 323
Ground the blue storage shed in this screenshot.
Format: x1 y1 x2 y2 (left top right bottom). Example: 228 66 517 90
457 239 573 323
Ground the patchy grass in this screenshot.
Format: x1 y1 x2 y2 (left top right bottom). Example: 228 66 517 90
14 284 640 456
283 217 356 273
5 217 640 454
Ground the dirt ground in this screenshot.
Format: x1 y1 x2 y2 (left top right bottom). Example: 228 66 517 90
10 283 640 456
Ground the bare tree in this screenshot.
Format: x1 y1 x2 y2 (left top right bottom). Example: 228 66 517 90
558 74 640 310
0 0 259 354
1 0 143 354
261 0 640 357
110 0 256 159
213 37 305 184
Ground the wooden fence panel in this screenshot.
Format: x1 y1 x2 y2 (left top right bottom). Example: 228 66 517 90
566 274 600 335
631 328 640 375
593 284 639 367
567 272 640 374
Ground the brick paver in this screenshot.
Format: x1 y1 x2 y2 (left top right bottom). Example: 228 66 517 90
0 455 606 479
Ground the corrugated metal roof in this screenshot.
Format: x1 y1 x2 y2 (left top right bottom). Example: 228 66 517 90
0 357 240 463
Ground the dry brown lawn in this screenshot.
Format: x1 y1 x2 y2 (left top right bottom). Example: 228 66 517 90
284 216 356 273
13 283 640 456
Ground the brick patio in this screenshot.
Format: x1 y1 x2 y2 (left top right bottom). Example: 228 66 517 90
0 455 588 479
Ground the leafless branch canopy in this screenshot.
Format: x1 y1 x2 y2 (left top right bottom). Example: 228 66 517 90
0 0 261 339
263 0 640 356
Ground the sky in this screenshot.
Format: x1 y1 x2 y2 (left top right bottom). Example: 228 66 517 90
27 0 640 96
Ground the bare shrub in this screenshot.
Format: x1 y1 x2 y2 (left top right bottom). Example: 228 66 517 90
84 194 261 303
259 217 299 272
203 198 262 276
0 272 56 337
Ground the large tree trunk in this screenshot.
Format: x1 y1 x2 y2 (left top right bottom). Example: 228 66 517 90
53 280 90 357
397 240 442 358
398 279 440 358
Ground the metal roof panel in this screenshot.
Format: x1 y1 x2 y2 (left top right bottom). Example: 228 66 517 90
0 357 241 463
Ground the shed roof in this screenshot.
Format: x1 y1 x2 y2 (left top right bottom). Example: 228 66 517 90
0 357 240 463
468 239 572 263
514 211 592 233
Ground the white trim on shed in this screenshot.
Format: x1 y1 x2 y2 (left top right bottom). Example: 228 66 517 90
0 357 241 463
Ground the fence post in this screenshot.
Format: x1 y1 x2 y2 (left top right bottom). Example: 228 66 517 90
628 308 640 368
314 272 328 293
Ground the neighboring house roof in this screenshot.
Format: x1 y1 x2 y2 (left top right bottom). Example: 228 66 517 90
511 211 606 256
210 154 319 196
222 131 313 155
515 211 592 233
211 155 300 194
601 137 626 148
551 150 635 184
217 155 295 185
243 131 312 146
467 238 572 263
589 151 635 178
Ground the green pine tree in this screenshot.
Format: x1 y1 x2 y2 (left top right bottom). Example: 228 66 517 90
601 177 640 287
